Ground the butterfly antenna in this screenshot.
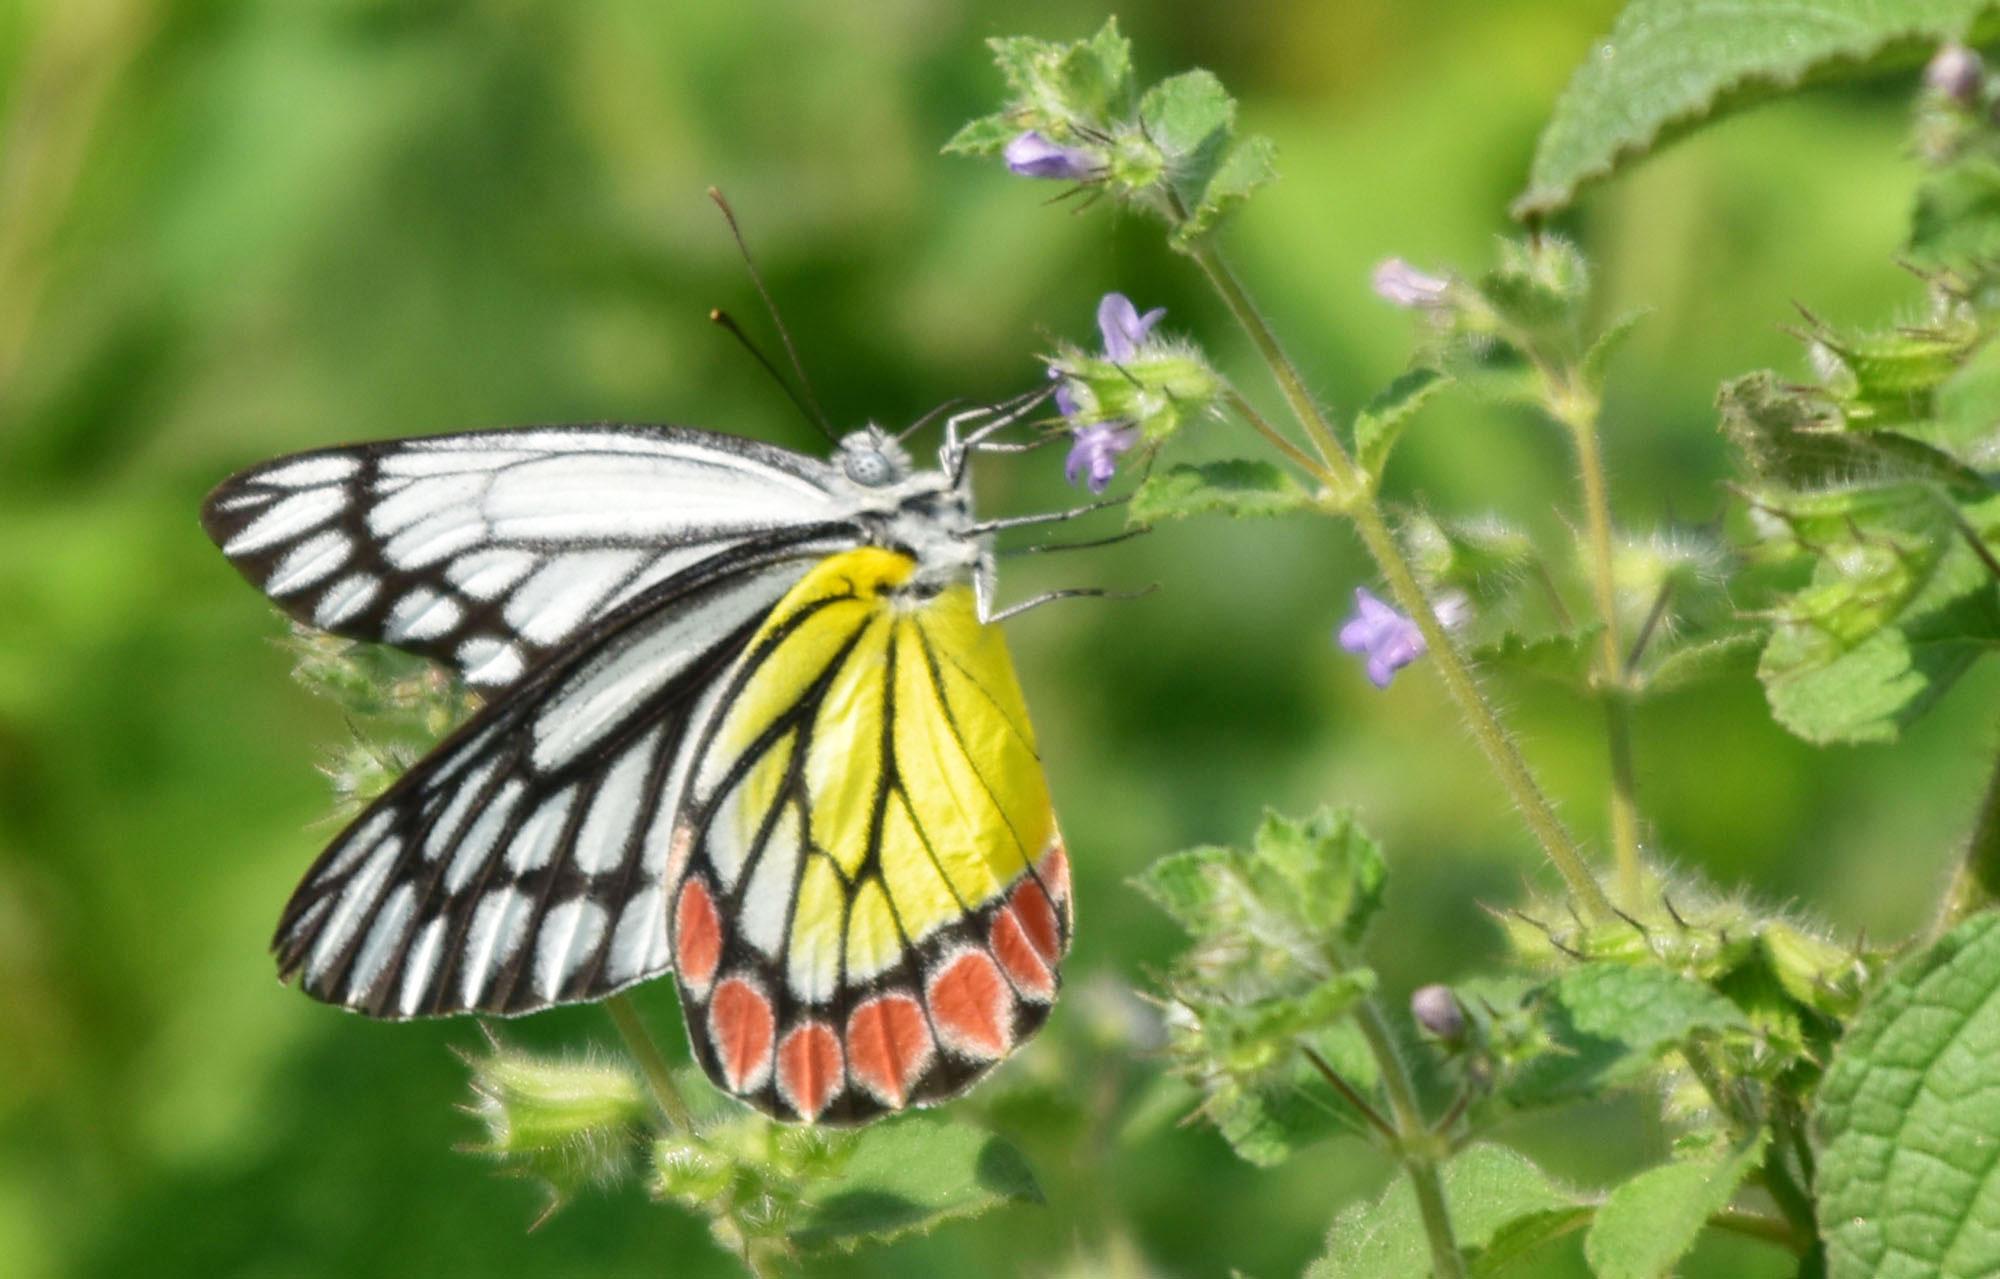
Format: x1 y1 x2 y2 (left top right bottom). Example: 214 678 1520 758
707 186 836 441
896 397 968 444
709 308 836 441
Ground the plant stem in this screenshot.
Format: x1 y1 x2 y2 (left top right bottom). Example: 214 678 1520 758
1224 386 1328 479
605 994 694 1132
1345 993 1467 1279
1188 243 1613 921
1556 387 1644 905
1706 1208 1809 1255
1936 743 2000 934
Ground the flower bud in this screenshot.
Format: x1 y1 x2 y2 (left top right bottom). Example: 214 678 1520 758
1410 984 1467 1043
463 1041 648 1200
1372 258 1451 309
1926 43 1983 106
1003 130 1102 181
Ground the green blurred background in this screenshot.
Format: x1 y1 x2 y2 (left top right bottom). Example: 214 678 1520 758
2 1 1992 1276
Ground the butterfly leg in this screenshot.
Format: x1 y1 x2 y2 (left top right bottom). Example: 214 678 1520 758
982 583 1157 625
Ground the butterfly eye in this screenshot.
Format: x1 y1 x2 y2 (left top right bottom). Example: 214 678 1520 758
842 448 895 487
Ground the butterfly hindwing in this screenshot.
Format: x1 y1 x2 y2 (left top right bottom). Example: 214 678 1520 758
667 547 1072 1123
272 548 836 1018
201 425 852 688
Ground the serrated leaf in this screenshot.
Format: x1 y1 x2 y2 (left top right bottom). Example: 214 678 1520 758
1636 629 1761 695
1579 308 1652 391
1310 1145 1579 1279
1207 1021 1381 1166
1470 627 1600 691
1517 0 2000 218
988 19 1132 126
1468 1206 1593 1277
1583 1133 1768 1279
1754 487 2000 744
1139 69 1234 171
1128 460 1313 524
1813 914 2000 1279
1355 367 1450 478
1130 844 1235 934
1251 807 1387 946
790 1114 1042 1252
940 113 1021 157
1506 964 1749 1107
1719 370 1989 490
1174 133 1278 248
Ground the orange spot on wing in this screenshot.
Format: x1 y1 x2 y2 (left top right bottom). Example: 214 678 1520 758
777 1022 842 1121
928 951 1012 1059
845 995 934 1107
990 907 1053 999
708 977 775 1092
1011 880 1063 963
674 879 723 997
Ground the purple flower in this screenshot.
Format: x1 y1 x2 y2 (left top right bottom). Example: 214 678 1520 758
1065 423 1139 494
1337 587 1427 688
1096 292 1165 362
1005 131 1099 181
1371 258 1450 309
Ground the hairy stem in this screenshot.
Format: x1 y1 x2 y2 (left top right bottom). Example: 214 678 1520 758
1187 243 1613 921
1557 387 1644 904
1706 1207 1810 1255
605 995 694 1132
1936 742 2000 934
1348 992 1467 1279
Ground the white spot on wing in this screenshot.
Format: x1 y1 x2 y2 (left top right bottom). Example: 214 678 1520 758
462 641 526 687
315 573 380 627
448 548 538 600
504 551 645 645
385 589 463 643
306 837 402 982
368 472 488 538
443 778 523 893
399 917 446 1014
320 808 397 882
533 897 609 999
379 448 534 478
257 455 359 487
421 761 496 863
505 789 575 874
459 887 533 1006
347 883 416 1000
572 731 659 875
266 530 352 595
225 488 347 555
738 808 801 958
384 510 485 569
606 885 665 984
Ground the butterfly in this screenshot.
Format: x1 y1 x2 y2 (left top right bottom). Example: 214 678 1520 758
201 405 1074 1124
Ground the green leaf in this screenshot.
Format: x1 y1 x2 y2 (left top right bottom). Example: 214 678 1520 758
1753 487 2000 744
1310 1145 1579 1279
1814 914 2000 1279
1579 307 1652 391
1913 155 2000 266
1470 627 1601 691
1251 807 1388 946
1176 133 1278 248
1128 460 1313 524
1205 1020 1381 1166
1139 70 1235 176
1517 0 2000 218
1506 964 1749 1107
1584 1133 1769 1279
1719 370 1988 490
1468 1207 1594 1276
791 1114 1042 1252
1355 367 1450 478
1636 629 1762 695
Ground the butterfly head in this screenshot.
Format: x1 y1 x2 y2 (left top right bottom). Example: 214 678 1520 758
836 427 912 488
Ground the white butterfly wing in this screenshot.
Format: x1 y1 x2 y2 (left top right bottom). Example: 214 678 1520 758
274 550 839 1018
201 425 852 687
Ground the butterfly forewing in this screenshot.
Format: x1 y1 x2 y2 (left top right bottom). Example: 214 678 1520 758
667 547 1072 1124
200 426 850 688
272 547 839 1018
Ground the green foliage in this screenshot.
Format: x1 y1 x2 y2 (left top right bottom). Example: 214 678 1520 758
1354 367 1450 481
948 17 1274 247
1127 460 1313 524
1051 341 1224 443
1583 1133 1768 1279
1309 1144 1579 1279
1518 0 2000 216
1814 915 2000 1279
461 1037 651 1221
1501 963 1748 1107
1136 809 1390 1165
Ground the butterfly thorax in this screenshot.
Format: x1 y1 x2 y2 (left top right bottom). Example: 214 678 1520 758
831 426 988 600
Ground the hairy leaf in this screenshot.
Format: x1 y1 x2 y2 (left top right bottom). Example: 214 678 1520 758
1518 0 2000 217
1355 367 1450 479
1814 915 2000 1278
791 1114 1042 1251
1506 964 1748 1106
1584 1134 1768 1279
1129 460 1313 524
1311 1144 1578 1279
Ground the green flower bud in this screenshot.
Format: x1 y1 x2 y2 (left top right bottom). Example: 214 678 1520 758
463 1039 649 1211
